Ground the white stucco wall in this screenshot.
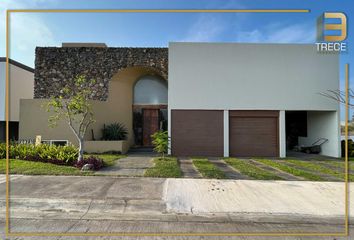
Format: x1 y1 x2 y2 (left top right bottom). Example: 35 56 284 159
168 43 340 158
0 61 34 122
279 111 286 158
168 42 339 111
9 64 34 121
298 111 340 157
0 62 5 121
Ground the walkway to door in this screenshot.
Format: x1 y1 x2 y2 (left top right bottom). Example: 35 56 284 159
97 152 156 176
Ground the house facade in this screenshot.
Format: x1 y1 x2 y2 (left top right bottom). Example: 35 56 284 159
19 42 340 157
20 43 168 151
168 43 340 158
0 58 34 142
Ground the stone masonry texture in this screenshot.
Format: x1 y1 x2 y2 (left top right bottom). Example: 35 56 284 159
34 47 168 100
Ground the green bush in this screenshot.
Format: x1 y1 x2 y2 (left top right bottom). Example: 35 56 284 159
341 139 354 157
101 123 128 141
0 143 78 165
151 131 169 159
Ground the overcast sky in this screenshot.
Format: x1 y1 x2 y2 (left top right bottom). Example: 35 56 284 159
0 0 353 119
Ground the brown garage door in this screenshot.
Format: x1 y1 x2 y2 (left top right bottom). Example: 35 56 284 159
229 111 279 157
171 110 223 157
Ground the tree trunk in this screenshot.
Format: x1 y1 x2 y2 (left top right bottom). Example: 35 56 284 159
78 138 84 163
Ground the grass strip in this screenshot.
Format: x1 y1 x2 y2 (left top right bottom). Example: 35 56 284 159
286 160 354 181
192 158 226 179
0 154 124 175
256 159 324 181
0 159 91 175
224 158 283 180
144 157 182 178
319 160 354 172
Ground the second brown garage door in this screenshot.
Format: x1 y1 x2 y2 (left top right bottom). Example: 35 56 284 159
171 110 223 157
229 111 279 157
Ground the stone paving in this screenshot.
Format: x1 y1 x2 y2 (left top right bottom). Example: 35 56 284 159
97 153 156 176
280 160 343 182
96 152 348 181
208 159 250 179
177 157 348 181
249 159 303 181
179 158 202 178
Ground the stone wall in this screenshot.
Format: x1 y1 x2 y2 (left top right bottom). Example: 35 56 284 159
34 47 168 100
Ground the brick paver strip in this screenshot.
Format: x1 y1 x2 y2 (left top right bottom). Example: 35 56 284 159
209 159 251 180
249 159 302 181
179 158 202 178
279 161 342 182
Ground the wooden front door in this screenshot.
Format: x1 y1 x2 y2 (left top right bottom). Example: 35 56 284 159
142 109 160 146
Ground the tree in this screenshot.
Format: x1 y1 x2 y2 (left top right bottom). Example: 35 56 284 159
319 89 354 108
46 75 96 163
151 130 169 159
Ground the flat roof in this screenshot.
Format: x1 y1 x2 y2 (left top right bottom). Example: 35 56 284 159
0 57 34 73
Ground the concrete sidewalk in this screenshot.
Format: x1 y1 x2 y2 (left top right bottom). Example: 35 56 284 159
164 179 354 219
0 175 353 225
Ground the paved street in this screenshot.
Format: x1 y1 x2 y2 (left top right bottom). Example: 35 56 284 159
1 218 353 240
0 174 353 239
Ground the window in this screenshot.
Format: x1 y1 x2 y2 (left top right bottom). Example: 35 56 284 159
134 76 167 105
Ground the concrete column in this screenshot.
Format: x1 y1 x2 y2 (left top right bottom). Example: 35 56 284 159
168 108 172 155
336 110 341 158
279 110 286 158
224 110 229 157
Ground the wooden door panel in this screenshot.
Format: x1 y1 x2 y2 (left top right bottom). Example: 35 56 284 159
171 110 223 156
229 111 279 157
143 109 159 146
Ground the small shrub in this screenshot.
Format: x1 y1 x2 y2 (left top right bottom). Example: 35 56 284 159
341 139 354 157
0 143 6 159
102 123 128 141
151 131 169 159
75 156 103 170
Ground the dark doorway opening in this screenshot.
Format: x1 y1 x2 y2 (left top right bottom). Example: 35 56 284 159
0 121 19 142
285 111 307 150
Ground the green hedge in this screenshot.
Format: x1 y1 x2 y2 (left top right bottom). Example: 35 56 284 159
341 140 354 157
0 143 78 165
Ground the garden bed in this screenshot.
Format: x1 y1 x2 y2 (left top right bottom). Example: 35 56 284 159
85 140 129 154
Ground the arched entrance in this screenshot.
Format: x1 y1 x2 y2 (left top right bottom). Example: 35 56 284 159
133 75 168 146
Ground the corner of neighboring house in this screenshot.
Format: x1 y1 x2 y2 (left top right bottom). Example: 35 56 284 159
0 57 34 142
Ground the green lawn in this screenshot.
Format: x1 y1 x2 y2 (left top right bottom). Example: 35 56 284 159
224 158 283 180
0 159 89 175
319 160 354 172
192 158 226 179
285 160 354 181
144 157 182 178
0 154 123 176
256 159 324 181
